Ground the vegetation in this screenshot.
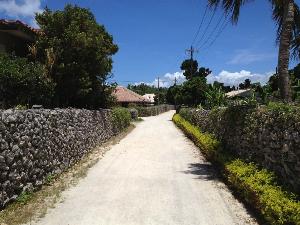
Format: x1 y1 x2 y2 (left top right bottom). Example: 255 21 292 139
127 83 168 105
33 4 118 109
166 59 210 107
111 107 131 131
207 0 300 102
173 114 300 225
0 53 55 108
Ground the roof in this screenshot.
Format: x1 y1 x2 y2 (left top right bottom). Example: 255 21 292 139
226 89 252 98
113 86 150 103
0 19 40 41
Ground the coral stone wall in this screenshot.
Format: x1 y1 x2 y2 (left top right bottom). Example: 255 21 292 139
179 106 300 194
0 108 121 208
136 104 175 117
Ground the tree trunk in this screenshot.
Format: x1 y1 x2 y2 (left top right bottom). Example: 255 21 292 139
278 0 295 102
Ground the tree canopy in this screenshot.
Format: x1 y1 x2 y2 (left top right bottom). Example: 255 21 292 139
34 4 118 109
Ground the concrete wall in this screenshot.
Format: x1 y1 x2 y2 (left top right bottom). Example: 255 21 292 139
0 108 122 208
179 106 300 194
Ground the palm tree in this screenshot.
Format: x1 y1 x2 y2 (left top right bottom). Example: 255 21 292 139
208 0 300 102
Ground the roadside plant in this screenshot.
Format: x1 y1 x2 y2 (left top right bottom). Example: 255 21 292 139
205 85 227 109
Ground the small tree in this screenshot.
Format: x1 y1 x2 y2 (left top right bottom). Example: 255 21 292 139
35 5 118 109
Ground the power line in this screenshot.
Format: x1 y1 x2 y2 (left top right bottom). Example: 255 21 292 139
202 17 230 52
195 8 217 48
191 3 209 46
198 13 226 50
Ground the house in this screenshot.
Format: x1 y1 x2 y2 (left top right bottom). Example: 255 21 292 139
143 94 155 104
113 86 150 107
0 20 39 57
226 89 253 98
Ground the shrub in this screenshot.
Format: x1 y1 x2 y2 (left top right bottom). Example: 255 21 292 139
0 54 55 109
173 114 300 225
111 107 131 132
136 104 174 117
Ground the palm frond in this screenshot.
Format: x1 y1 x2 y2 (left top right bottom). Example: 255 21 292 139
208 0 253 24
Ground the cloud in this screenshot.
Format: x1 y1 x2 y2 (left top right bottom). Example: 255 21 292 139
228 50 276 65
136 72 186 88
0 0 43 27
207 70 274 86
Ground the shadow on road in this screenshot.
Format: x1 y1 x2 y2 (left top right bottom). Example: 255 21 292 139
181 163 217 181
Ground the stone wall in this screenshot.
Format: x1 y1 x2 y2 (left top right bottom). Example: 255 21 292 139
136 104 174 117
0 108 123 208
179 106 300 194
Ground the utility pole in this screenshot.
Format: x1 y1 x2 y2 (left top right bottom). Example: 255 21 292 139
174 77 177 86
157 77 160 105
186 46 198 77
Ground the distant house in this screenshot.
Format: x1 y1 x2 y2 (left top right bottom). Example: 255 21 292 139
226 89 253 98
0 20 39 57
143 94 155 104
113 86 150 106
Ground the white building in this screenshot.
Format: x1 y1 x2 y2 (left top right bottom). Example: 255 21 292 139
143 94 155 103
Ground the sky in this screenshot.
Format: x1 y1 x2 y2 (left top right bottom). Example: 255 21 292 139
1 0 300 87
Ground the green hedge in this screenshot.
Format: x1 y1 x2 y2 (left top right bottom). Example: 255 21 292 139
111 107 131 132
173 114 300 225
136 104 174 117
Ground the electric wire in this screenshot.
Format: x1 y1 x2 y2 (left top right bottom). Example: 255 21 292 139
191 3 209 46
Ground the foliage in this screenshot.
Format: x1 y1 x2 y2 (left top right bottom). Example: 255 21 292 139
173 114 300 225
127 83 168 105
0 53 55 109
111 107 131 131
136 104 174 117
180 59 211 80
168 77 208 106
16 191 33 205
34 4 118 109
205 85 228 109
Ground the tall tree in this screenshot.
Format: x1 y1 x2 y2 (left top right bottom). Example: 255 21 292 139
35 5 118 109
207 0 300 102
181 59 211 80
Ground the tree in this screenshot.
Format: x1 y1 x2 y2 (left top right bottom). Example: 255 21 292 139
208 0 300 102
180 59 211 80
34 5 118 109
0 53 55 108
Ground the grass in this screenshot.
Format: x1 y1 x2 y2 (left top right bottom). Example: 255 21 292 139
173 114 300 225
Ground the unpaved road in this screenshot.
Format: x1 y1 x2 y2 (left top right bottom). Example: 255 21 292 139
27 111 258 225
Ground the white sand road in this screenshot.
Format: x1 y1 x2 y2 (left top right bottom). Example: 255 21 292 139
26 110 258 225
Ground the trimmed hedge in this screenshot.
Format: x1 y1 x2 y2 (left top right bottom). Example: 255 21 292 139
136 104 174 117
179 105 300 194
173 114 300 225
111 107 131 132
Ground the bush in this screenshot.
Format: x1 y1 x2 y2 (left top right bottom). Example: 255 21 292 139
173 114 300 225
111 107 131 132
0 54 55 109
136 104 174 117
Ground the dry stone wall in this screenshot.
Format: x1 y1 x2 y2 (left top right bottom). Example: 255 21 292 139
0 108 120 208
179 106 300 194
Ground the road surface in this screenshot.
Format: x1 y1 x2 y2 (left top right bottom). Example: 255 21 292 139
27 111 258 225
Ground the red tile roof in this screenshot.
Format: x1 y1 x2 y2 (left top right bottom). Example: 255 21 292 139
113 86 150 103
0 19 40 35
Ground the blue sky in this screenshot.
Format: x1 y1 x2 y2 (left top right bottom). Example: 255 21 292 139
1 0 300 87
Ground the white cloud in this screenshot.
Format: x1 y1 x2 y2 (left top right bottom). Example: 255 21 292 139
0 0 43 27
136 71 186 88
137 69 274 88
228 50 276 65
207 70 274 87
